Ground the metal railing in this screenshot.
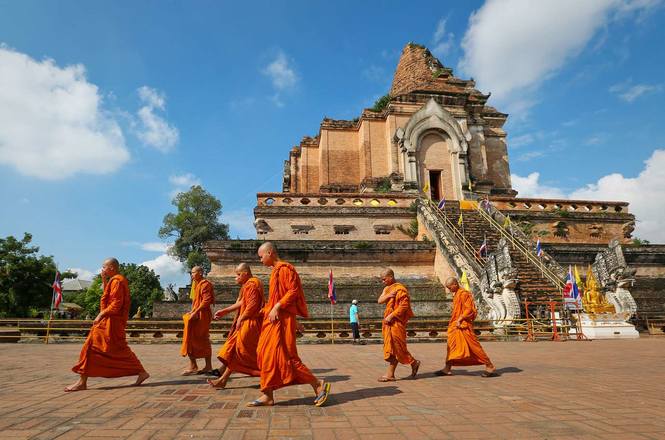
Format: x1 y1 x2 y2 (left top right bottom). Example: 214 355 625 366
418 198 484 268
0 317 578 343
474 202 565 291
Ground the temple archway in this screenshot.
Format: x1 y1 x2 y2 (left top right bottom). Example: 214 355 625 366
396 98 471 200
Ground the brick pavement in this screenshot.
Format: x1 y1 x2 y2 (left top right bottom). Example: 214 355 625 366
1 339 664 439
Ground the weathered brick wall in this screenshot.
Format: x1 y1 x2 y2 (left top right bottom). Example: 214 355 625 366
484 135 511 190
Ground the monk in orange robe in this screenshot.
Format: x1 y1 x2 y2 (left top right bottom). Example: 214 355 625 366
248 242 331 407
207 263 264 389
65 258 149 391
377 268 420 382
438 277 496 377
180 266 215 375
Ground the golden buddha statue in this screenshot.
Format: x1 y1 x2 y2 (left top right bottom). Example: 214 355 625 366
582 267 615 314
132 306 143 319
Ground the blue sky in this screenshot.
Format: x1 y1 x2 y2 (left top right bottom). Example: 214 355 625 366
1 0 664 287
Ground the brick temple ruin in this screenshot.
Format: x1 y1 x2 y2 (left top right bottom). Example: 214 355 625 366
155 43 665 331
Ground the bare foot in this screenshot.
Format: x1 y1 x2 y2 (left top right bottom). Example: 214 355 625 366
207 377 227 389
64 380 87 392
181 369 198 376
133 371 150 386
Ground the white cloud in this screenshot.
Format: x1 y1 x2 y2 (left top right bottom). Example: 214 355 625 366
511 172 566 199
459 0 661 115
141 253 188 288
220 209 255 239
0 45 129 179
135 86 179 152
67 267 96 280
141 242 170 252
609 81 663 102
169 172 201 198
262 51 298 107
512 149 665 242
432 17 455 58
516 151 546 162
262 51 297 90
509 133 534 148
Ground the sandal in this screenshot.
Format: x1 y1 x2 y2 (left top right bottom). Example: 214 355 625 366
434 369 453 376
314 382 331 407
246 399 274 407
481 370 498 378
409 360 421 378
378 376 397 382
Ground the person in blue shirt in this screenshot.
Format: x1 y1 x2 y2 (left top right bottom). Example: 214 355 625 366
349 299 360 344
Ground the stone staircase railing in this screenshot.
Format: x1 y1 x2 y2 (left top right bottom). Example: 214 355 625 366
417 198 483 281
475 201 566 290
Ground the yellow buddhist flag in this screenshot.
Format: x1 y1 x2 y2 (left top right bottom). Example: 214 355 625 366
422 181 430 193
460 271 470 290
457 212 463 226
189 279 197 300
574 265 583 288
503 215 511 228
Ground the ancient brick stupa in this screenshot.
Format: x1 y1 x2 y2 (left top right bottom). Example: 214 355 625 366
156 43 664 332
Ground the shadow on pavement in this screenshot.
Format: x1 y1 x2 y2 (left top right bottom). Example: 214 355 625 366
277 385 402 407
96 378 204 390
311 368 336 374
416 366 523 379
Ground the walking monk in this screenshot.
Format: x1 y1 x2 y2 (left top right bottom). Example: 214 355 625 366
248 242 331 407
180 266 214 375
438 277 497 377
207 263 264 389
65 258 149 391
377 268 421 382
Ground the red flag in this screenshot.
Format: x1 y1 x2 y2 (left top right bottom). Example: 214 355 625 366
52 271 63 309
327 270 336 305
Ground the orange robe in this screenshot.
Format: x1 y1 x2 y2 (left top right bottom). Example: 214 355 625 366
180 278 214 359
446 288 492 366
256 261 316 391
382 282 416 365
217 277 265 376
72 274 145 377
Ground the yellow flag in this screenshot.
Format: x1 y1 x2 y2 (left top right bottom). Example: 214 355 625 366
422 182 430 193
457 212 463 226
503 215 511 228
574 265 583 287
460 271 471 290
189 279 197 300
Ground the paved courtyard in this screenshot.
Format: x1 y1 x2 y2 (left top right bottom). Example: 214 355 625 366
1 339 664 439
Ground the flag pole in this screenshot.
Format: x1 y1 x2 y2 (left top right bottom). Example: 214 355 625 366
330 301 334 345
45 271 57 344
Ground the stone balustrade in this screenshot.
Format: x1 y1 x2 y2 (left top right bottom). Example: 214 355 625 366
490 197 629 214
256 192 416 209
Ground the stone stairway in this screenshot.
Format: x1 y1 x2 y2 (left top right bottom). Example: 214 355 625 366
418 199 564 317
443 201 562 303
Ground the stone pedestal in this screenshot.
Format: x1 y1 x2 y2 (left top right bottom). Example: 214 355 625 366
571 313 639 340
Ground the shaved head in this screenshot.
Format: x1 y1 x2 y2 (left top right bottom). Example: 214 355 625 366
445 277 460 293
258 241 279 267
236 263 252 275
381 268 395 278
258 242 277 255
104 258 119 270
380 268 395 287
191 266 204 274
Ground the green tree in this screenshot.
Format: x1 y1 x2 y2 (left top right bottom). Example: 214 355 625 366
0 233 75 318
71 263 163 317
158 185 229 272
